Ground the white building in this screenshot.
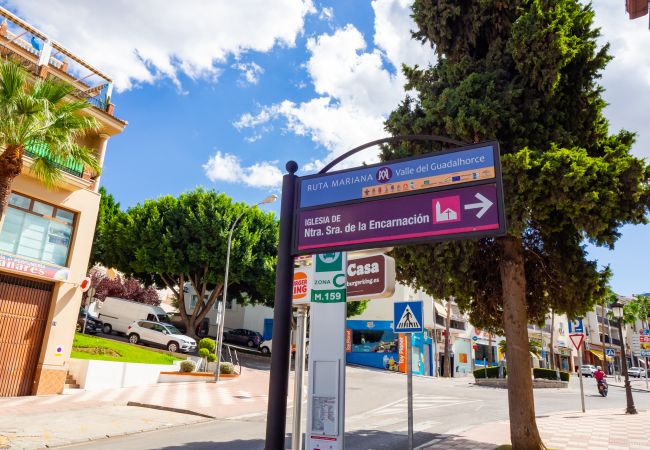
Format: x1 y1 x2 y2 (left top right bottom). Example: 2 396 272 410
183 286 274 339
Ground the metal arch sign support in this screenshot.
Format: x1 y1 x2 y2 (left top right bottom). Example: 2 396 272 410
318 134 469 174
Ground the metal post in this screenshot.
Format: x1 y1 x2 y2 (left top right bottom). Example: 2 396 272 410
215 214 242 383
265 161 298 450
432 307 438 377
617 318 638 414
292 306 308 450
577 345 586 413
81 286 95 335
645 357 649 391
406 335 414 450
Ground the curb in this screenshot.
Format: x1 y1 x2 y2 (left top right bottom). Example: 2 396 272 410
46 416 212 448
127 401 215 418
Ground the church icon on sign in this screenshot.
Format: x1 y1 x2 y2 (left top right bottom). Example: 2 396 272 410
433 196 461 224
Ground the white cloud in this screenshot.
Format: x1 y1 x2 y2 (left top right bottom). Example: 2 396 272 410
591 2 650 159
203 151 282 189
235 0 429 171
232 62 264 85
319 6 334 22
8 0 315 91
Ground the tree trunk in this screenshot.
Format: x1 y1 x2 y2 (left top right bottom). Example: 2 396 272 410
499 236 545 450
444 298 452 377
0 144 24 220
550 310 556 371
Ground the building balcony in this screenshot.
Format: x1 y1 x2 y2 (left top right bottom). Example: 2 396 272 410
434 314 466 331
0 8 121 121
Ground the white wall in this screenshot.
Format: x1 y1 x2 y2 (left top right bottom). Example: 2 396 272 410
68 358 182 390
183 289 272 337
349 283 439 329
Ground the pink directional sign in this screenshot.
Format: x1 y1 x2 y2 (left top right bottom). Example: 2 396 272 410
296 183 504 253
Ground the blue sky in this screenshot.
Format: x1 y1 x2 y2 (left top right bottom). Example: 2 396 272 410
3 1 649 295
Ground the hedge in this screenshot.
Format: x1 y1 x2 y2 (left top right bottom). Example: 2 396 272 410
473 366 507 379
533 367 570 382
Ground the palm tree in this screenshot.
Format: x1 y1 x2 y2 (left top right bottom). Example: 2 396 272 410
499 339 542 360
0 59 100 218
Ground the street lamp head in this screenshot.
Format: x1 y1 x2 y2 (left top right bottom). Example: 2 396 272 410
611 300 624 319
261 194 278 205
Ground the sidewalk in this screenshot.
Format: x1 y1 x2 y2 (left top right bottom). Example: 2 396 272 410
607 376 650 392
421 408 649 450
0 367 276 449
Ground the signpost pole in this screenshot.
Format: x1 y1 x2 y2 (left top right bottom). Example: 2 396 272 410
265 161 298 450
292 305 308 450
578 346 586 413
645 356 649 391
407 336 414 450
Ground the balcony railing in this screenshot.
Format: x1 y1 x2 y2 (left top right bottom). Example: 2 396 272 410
435 315 466 330
0 8 114 116
24 142 84 178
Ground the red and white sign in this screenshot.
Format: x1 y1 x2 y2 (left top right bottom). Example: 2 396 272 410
293 270 309 300
0 250 69 282
569 333 584 351
345 329 352 352
80 276 92 292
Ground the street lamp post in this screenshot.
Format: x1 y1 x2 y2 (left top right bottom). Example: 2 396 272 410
611 300 638 415
214 194 277 382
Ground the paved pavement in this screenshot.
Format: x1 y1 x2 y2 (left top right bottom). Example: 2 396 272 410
422 408 650 450
2 366 649 449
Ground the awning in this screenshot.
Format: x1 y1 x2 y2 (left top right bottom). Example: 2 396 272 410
589 349 614 362
434 302 447 318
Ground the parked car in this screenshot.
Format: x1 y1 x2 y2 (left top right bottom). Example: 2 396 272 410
259 339 308 355
97 297 170 335
126 320 197 353
580 365 597 377
627 367 645 378
77 308 102 334
223 328 263 348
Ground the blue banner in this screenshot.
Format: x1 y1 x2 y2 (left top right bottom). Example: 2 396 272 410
299 144 496 208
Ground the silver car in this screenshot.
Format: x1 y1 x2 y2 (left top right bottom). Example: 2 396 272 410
627 367 646 378
580 365 597 377
127 320 197 353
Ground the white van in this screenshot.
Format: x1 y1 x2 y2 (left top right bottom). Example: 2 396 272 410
98 297 170 335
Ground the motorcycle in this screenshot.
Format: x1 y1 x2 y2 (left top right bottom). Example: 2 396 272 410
597 379 608 397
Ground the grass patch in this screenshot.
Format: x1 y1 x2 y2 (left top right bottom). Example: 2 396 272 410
71 333 182 365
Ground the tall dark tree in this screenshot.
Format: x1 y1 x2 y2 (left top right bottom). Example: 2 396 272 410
89 186 121 267
99 188 278 338
384 2 650 448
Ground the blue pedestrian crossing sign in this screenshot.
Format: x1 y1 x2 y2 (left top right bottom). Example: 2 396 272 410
605 348 616 357
394 301 423 333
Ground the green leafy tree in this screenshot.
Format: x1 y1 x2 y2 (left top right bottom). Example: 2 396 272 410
383 1 650 447
99 188 278 338
621 294 650 326
0 59 100 218
89 187 121 267
346 300 369 318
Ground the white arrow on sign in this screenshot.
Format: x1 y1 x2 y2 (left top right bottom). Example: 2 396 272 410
463 193 493 218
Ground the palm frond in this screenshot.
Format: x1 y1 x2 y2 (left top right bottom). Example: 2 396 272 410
29 155 63 188
0 59 26 103
31 77 75 104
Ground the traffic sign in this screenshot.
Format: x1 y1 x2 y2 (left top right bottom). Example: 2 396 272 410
293 141 506 255
568 318 584 333
472 336 478 341
311 252 347 303
394 301 423 333
79 276 92 292
569 333 585 351
605 348 616 357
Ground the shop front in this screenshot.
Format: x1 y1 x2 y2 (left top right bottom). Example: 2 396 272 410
345 320 433 376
